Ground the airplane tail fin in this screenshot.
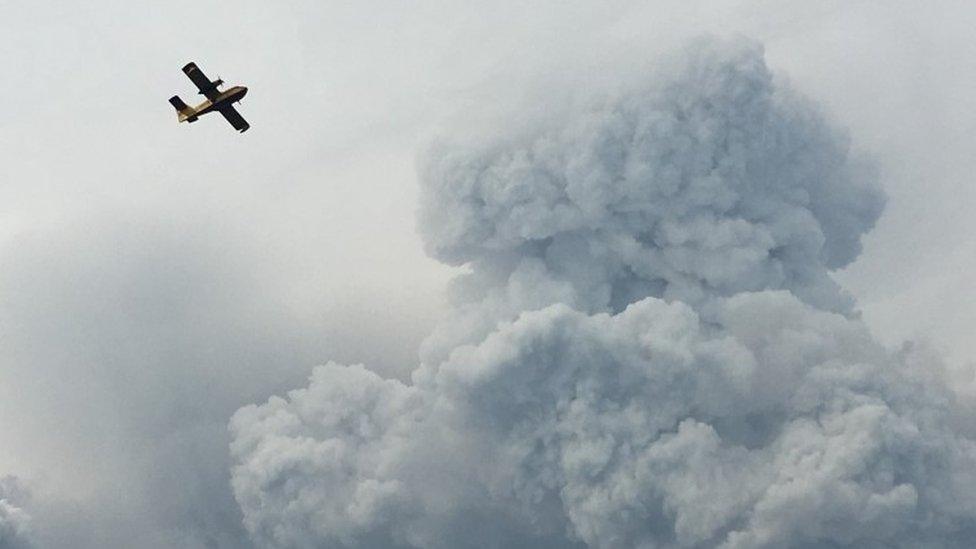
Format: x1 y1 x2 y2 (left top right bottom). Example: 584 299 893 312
168 95 198 123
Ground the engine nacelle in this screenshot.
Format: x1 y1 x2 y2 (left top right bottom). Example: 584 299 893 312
196 79 224 96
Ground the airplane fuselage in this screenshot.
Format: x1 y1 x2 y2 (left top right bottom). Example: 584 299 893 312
191 85 248 116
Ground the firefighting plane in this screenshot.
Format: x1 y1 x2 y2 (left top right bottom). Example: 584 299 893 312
169 62 249 133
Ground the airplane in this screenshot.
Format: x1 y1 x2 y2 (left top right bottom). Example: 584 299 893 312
169 62 249 133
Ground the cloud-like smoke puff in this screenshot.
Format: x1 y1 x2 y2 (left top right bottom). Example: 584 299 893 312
413 37 884 368
0 477 33 549
420 37 882 308
229 37 976 547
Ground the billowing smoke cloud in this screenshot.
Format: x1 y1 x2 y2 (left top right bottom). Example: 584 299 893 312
0 210 434 549
414 36 884 367
0 477 33 549
229 37 976 547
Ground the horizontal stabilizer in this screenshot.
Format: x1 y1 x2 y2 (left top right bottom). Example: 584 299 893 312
168 95 188 110
168 95 197 122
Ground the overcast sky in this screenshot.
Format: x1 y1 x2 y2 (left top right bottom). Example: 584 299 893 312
2 1 976 548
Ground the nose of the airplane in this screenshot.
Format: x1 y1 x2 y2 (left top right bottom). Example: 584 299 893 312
240 86 248 98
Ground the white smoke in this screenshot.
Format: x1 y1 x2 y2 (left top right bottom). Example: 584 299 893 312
414 37 883 366
0 477 33 549
229 37 976 548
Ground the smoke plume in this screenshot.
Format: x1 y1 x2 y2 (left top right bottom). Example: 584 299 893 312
0 477 33 549
229 37 976 548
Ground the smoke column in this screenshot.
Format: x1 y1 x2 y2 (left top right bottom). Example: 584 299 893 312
0 477 33 549
229 37 976 548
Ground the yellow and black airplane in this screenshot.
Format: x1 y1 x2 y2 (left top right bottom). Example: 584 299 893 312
169 62 249 133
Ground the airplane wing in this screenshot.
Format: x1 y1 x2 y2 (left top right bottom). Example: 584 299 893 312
182 62 221 101
218 105 250 133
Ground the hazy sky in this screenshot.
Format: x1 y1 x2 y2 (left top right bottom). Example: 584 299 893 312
2 1 976 548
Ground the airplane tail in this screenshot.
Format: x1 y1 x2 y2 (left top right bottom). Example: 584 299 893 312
168 95 198 123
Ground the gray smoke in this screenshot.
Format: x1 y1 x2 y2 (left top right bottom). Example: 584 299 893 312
229 37 976 548
0 478 33 549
